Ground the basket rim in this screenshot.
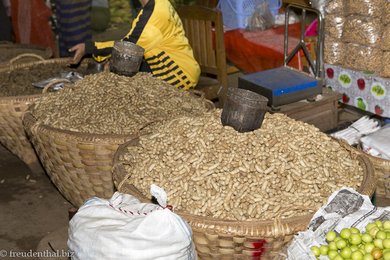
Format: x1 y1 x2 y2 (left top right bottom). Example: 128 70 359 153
21 78 215 141
0 57 72 73
23 111 139 142
112 137 377 231
0 58 90 100
356 145 390 168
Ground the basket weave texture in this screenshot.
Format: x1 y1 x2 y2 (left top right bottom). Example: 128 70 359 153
23 111 137 207
22 88 214 207
112 139 376 259
357 146 390 198
0 58 73 174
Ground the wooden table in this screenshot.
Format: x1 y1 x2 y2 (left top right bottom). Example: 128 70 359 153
224 23 304 73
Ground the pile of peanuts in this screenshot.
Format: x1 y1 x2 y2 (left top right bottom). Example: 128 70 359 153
31 72 211 135
0 63 85 97
120 110 364 221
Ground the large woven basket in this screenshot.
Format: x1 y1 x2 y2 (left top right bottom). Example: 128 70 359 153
23 111 137 207
22 95 214 208
112 138 376 259
0 58 81 174
357 146 390 198
0 42 52 68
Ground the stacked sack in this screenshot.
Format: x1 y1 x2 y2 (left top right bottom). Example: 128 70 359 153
324 0 390 77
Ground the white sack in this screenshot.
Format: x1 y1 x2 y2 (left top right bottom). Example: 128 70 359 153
68 191 196 260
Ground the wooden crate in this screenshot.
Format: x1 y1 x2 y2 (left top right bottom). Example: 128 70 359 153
276 88 341 132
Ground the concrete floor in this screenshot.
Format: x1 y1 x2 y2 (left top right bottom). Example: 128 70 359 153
0 144 71 259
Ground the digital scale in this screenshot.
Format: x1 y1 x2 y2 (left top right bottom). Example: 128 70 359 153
239 66 321 107
238 4 325 108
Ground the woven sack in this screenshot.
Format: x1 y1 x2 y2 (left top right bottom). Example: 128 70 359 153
112 138 376 259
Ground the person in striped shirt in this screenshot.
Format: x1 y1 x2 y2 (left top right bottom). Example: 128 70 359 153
69 0 200 90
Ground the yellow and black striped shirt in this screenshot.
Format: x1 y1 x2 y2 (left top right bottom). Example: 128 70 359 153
85 0 200 90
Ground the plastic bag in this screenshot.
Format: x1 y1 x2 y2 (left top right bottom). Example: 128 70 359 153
360 125 390 159
68 190 196 260
342 43 383 73
248 0 275 31
274 11 300 26
324 37 345 65
381 51 390 78
32 72 83 90
385 2 390 25
325 0 345 15
324 15 344 39
345 0 383 17
342 15 383 47
381 25 390 51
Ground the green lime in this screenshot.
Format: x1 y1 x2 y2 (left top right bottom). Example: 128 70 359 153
384 251 390 260
376 230 386 240
337 239 347 249
341 247 352 259
328 250 339 259
374 238 383 249
383 238 390 249
362 233 373 243
341 228 352 239
350 233 362 245
329 241 338 251
351 250 364 260
351 227 361 234
366 223 377 233
364 243 375 254
320 245 329 255
327 231 337 242
310 245 320 257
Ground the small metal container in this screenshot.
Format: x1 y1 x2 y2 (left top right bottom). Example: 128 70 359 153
110 41 145 77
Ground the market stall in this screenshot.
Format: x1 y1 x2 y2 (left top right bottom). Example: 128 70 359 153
0 1 390 260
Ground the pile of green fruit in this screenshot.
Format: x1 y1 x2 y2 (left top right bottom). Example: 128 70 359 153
109 0 132 26
310 220 390 260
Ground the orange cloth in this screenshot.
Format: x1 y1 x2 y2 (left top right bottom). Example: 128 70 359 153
11 0 55 51
224 23 303 73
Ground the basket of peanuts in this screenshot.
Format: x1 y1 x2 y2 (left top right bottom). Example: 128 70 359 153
0 58 87 174
112 109 376 259
23 71 214 207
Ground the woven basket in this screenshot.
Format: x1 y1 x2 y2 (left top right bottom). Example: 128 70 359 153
0 58 81 174
356 146 390 198
23 111 137 207
22 94 214 207
112 139 376 259
0 43 53 68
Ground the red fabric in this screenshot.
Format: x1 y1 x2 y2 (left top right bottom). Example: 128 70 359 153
11 0 55 51
224 23 304 73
